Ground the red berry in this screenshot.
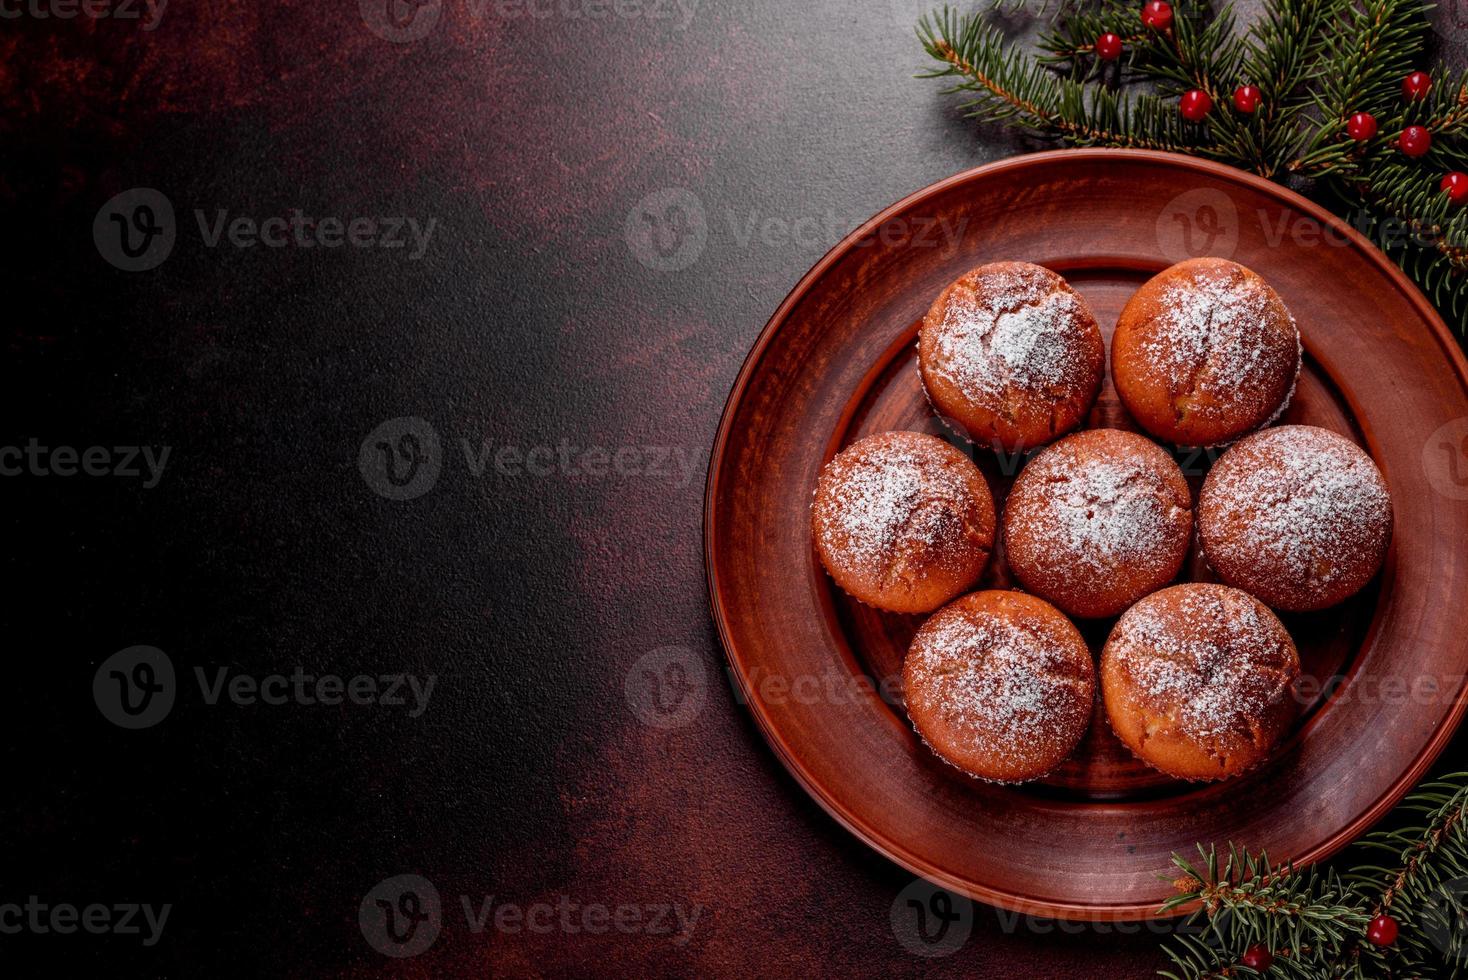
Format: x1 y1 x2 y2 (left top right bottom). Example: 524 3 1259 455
1444 172 1468 205
1403 70 1432 101
1399 125 1433 157
1180 89 1213 122
1347 111 1378 141
1234 85 1263 114
1367 913 1399 947
1241 943 1274 971
1142 0 1174 30
1096 33 1124 60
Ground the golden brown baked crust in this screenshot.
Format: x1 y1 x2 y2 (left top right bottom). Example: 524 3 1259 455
904 590 1095 783
1198 425 1393 611
1101 584 1299 781
811 431 996 614
918 261 1105 452
1003 428 1193 618
1112 258 1301 447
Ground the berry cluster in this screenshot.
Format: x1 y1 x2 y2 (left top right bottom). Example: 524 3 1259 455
1344 70 1465 202
1238 914 1400 973
1091 7 1463 204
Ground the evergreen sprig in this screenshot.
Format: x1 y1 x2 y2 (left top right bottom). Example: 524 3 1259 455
917 7 1216 155
915 0 1468 333
1157 772 1468 979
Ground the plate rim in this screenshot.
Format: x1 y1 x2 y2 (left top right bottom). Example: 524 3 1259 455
701 147 1468 920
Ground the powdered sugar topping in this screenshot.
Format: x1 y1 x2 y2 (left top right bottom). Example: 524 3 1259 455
927 266 1094 406
1109 587 1295 742
1008 438 1189 579
1133 267 1300 426
814 435 984 575
1202 426 1392 600
907 604 1091 760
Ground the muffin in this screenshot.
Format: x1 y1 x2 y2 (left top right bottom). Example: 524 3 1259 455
904 590 1095 783
1101 584 1300 781
811 431 996 614
1003 428 1193 618
918 261 1105 452
1199 425 1393 611
1112 258 1301 446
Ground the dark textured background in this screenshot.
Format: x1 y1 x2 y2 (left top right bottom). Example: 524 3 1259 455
3 1 1465 976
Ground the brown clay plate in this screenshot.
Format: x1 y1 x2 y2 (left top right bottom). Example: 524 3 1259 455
703 149 1468 920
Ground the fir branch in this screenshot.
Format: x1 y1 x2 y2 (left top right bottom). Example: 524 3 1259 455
1342 775 1468 977
915 0 1468 331
1156 774 1468 979
1035 0 1174 80
1237 0 1343 175
1296 0 1433 172
919 7 1222 154
920 6 1238 154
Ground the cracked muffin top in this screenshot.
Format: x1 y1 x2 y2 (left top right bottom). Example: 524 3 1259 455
904 590 1095 783
919 261 1105 453
1003 428 1194 618
811 430 996 614
1101 583 1300 782
1199 425 1392 611
1111 258 1300 447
